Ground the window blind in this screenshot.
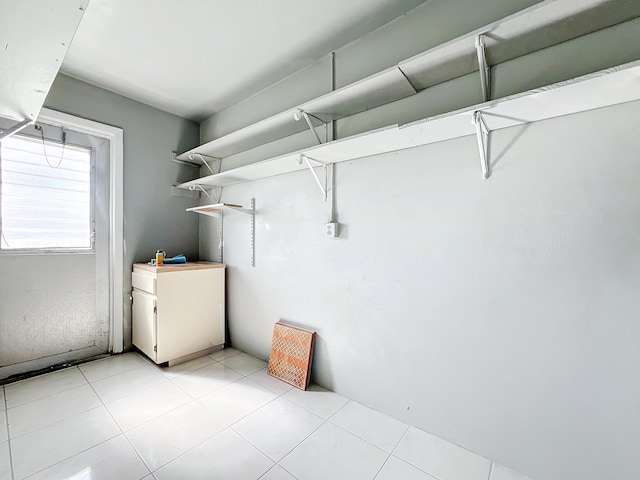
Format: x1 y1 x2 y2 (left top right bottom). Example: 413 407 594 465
0 135 92 250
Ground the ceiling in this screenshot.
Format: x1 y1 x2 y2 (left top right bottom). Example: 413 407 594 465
60 0 427 122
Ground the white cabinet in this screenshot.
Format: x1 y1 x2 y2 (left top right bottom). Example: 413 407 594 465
132 262 225 364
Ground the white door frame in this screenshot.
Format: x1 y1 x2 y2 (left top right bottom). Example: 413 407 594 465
38 107 124 353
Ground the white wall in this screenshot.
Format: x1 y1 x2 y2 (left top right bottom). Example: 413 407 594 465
197 1 640 479
208 100 640 480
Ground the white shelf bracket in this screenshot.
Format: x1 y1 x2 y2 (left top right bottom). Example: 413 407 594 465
188 153 222 175
0 119 33 141
297 154 330 201
472 111 491 180
294 109 327 145
171 151 199 168
218 199 255 267
188 184 222 201
475 34 491 102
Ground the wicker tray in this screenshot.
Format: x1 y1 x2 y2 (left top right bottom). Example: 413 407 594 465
267 321 315 390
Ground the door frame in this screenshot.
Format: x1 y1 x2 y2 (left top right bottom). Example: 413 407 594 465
38 107 124 353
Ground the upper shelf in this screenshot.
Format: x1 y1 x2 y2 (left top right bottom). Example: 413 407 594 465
177 0 640 162
177 59 640 190
398 0 640 90
0 0 89 127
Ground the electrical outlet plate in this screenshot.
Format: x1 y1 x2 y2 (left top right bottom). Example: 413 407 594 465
323 222 339 238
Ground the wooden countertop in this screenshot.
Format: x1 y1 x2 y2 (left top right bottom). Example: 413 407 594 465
133 261 226 273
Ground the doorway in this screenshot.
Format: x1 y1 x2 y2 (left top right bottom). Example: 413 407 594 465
0 110 123 379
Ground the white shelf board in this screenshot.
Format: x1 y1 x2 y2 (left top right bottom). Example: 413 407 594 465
0 0 89 124
179 151 305 188
176 0 639 164
186 203 252 216
300 66 416 121
401 60 640 146
399 0 640 90
179 109 317 161
176 66 415 161
177 60 640 190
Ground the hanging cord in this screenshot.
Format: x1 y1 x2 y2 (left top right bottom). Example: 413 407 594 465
35 124 67 168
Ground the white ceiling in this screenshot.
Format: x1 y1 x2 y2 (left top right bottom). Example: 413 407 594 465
60 0 427 121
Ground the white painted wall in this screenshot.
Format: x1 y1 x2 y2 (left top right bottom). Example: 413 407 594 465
198 1 640 479
207 100 640 480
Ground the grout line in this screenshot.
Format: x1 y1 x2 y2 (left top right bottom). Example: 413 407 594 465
256 464 282 479
279 388 349 421
5 384 102 441
82 360 151 383
2 353 252 479
277 463 301 480
329 420 396 456
79 365 152 478
230 393 327 465
277 410 328 460
22 431 118 480
3 367 88 410
385 456 441 480
3 385 15 480
79 362 222 476
372 453 392 480
110 393 194 434
390 424 411 455
14 367 121 479
141 424 231 474
107 353 255 474
386 430 447 480
325 398 351 422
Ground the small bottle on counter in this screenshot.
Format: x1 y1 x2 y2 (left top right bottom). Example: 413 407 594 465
156 250 165 266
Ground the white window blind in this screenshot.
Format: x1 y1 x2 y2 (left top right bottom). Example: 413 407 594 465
0 134 92 250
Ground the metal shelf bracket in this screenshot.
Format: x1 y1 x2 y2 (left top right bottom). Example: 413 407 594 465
171 151 199 168
189 153 221 175
472 110 491 179
170 152 221 176
0 119 34 142
297 154 331 201
294 109 327 145
188 184 222 201
475 34 491 102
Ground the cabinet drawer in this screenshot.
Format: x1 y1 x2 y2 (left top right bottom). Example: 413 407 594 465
132 271 156 294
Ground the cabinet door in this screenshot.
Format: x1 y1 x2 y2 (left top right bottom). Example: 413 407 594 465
132 290 156 361
155 268 225 363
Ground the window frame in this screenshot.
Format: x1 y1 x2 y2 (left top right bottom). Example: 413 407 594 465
0 124 96 255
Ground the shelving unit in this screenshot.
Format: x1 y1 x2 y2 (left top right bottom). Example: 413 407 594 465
177 59 640 189
175 0 640 162
0 0 89 140
187 199 256 267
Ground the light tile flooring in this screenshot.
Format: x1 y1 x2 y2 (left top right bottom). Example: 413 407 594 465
0 349 530 480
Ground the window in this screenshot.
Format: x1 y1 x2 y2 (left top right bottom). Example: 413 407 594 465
0 132 93 251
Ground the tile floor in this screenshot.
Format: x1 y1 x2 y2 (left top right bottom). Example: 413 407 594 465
0 349 531 480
